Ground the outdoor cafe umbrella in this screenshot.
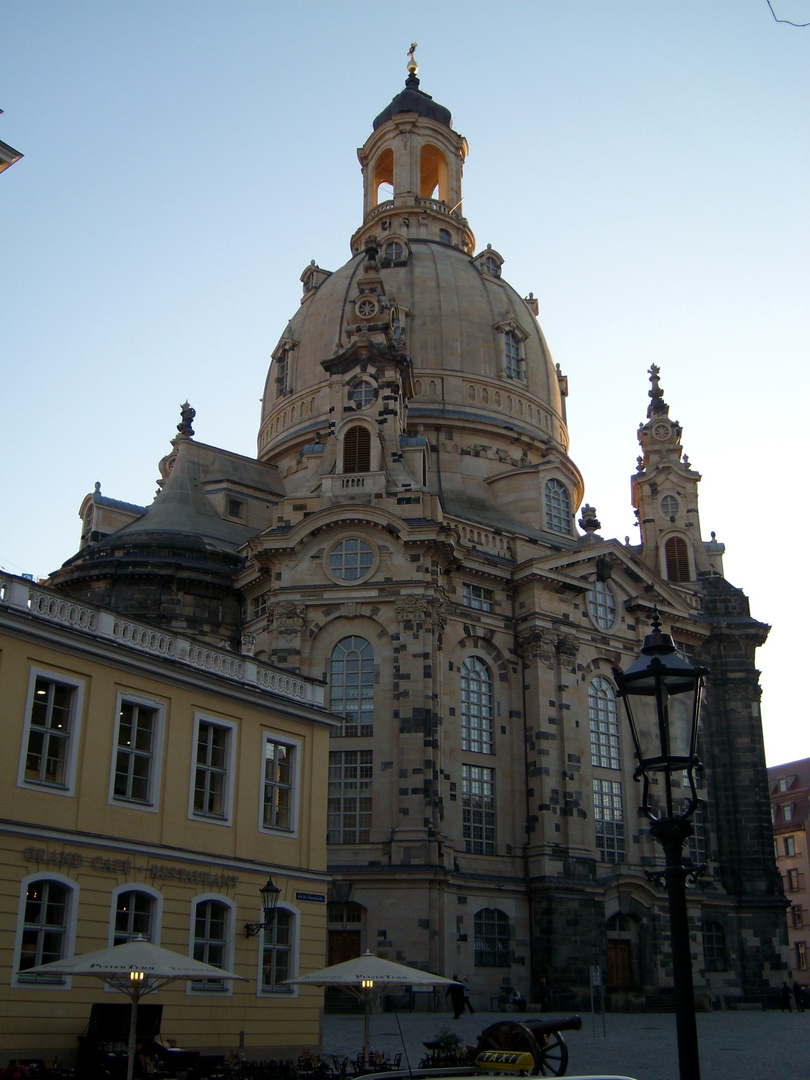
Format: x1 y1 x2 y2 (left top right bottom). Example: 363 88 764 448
24 937 243 1080
286 951 457 1062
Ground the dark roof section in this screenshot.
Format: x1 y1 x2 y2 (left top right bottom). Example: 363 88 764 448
373 72 452 131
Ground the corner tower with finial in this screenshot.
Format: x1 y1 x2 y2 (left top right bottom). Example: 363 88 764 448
632 365 724 583
351 45 474 255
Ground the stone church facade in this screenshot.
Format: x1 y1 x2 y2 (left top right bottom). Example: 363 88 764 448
51 62 787 1008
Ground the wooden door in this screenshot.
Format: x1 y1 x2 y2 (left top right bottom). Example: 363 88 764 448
328 930 361 966
607 939 631 988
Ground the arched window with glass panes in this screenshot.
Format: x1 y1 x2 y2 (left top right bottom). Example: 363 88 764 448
330 636 374 736
589 676 620 769
460 656 493 754
544 479 571 535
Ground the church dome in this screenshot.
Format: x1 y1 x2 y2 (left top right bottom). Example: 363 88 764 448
258 241 568 462
258 72 575 487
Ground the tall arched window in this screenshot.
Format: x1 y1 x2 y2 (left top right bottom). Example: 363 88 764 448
544 479 571 535
113 889 155 944
420 144 448 200
15 878 74 983
474 908 510 967
343 426 371 473
373 148 394 205
461 656 493 754
665 537 690 582
330 636 374 736
589 677 620 769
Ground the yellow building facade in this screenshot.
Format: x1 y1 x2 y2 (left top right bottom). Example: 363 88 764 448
0 573 335 1065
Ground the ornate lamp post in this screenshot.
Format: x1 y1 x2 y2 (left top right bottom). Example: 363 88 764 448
613 609 708 1080
244 876 281 938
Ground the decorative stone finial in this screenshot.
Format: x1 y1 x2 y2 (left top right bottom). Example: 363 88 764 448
578 503 601 536
177 401 195 439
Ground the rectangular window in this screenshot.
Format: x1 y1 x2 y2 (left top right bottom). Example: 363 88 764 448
228 499 243 519
327 750 372 844
797 941 807 971
192 900 229 993
19 669 84 795
112 697 161 806
686 805 707 865
462 583 493 612
251 593 269 620
787 868 801 892
785 836 796 857
262 736 297 832
262 910 294 994
593 778 625 863
463 764 495 855
504 330 521 379
792 906 804 929
783 803 793 823
191 716 236 824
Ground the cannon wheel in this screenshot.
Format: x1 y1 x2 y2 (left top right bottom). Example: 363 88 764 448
476 1019 569 1077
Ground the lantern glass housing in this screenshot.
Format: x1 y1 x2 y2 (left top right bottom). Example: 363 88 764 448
260 877 281 920
613 610 707 821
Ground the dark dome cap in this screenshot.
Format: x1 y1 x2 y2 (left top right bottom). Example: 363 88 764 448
372 72 452 130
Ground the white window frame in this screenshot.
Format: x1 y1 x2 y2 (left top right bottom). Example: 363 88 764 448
17 667 85 797
187 894 235 997
11 873 79 989
257 902 300 997
109 884 163 947
188 714 238 826
259 732 301 836
108 691 165 812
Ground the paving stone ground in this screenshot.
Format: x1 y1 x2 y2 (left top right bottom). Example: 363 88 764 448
321 1006 809 1080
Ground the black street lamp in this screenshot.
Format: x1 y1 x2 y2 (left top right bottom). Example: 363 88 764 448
613 608 708 1080
244 877 282 938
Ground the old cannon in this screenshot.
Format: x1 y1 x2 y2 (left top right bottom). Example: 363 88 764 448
475 1015 583 1077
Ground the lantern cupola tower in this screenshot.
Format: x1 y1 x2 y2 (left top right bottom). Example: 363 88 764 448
351 49 474 255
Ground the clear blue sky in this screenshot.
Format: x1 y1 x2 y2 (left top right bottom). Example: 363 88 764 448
1 1 807 766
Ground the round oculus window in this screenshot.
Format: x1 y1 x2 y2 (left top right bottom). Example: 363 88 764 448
587 579 616 631
328 538 375 582
355 296 379 320
350 380 378 410
661 495 679 518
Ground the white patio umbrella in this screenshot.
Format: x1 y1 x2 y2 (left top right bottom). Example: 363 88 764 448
24 937 243 1080
286 951 457 1062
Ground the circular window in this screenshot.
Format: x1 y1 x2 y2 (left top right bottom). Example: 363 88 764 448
327 538 375 583
587 579 616 631
661 495 679 518
383 241 403 262
355 296 379 320
350 379 378 410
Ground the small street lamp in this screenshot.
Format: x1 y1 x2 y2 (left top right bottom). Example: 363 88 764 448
244 876 282 938
613 608 708 1080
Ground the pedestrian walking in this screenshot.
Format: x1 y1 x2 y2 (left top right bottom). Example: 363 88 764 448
781 981 792 1012
460 974 475 1014
793 980 806 1013
445 977 465 1020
